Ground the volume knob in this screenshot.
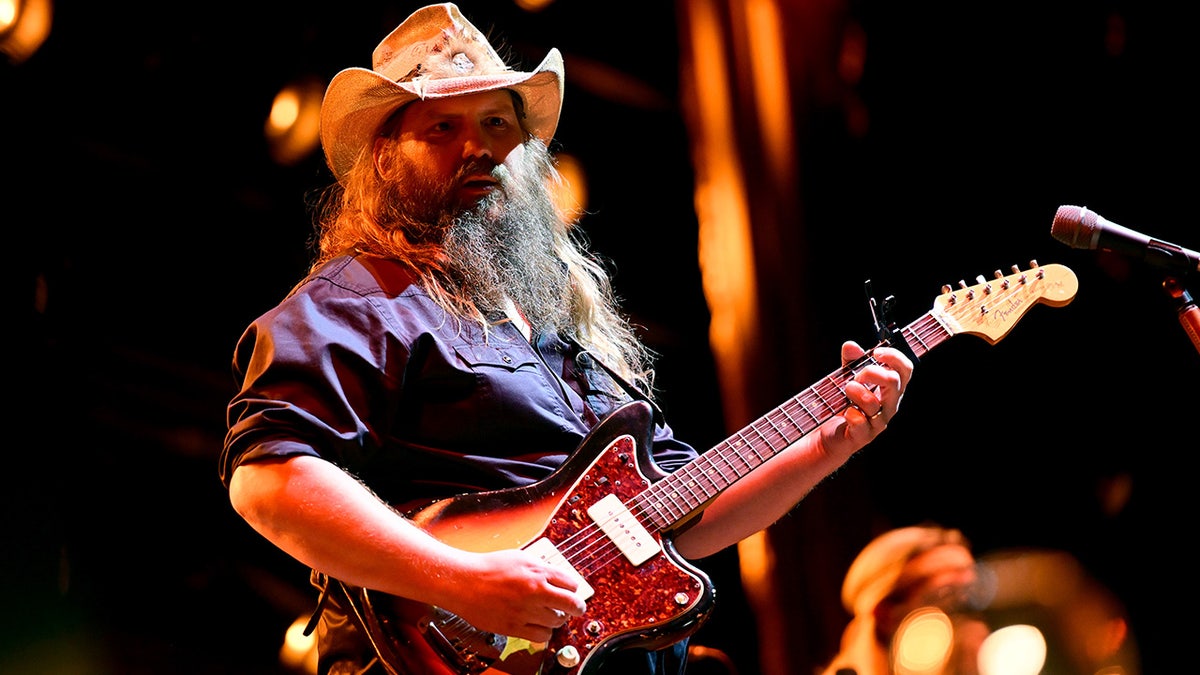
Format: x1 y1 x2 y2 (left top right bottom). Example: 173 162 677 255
557 645 580 668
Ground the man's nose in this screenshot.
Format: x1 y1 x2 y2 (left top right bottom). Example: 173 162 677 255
461 126 493 160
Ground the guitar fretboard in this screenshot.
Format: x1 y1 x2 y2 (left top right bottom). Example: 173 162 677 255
631 261 1076 531
634 311 954 531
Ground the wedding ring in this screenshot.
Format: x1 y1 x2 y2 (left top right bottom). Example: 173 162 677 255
870 410 885 420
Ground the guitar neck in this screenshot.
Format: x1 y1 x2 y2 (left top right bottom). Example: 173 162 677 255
634 261 1078 532
637 311 950 531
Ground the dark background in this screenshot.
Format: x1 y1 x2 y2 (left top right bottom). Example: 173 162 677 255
7 1 1197 673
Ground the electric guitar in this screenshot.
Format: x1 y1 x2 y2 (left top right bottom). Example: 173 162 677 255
337 262 1079 675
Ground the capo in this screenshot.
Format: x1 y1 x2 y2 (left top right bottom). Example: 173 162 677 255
864 280 919 364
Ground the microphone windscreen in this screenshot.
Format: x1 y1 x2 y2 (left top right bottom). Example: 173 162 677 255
1051 205 1097 249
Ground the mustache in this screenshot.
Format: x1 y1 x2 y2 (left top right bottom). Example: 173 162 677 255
456 157 503 182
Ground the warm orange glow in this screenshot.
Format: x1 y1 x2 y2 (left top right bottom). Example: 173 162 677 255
268 91 302 133
513 0 555 12
280 614 319 674
550 152 588 223
687 0 760 427
265 77 323 167
1 0 53 64
892 607 954 675
737 528 772 593
684 1 776 666
982 548 1138 672
557 55 674 112
0 0 15 28
745 0 795 184
1087 616 1128 664
978 624 1047 675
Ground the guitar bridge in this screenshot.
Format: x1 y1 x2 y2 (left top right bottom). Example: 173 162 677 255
420 607 506 673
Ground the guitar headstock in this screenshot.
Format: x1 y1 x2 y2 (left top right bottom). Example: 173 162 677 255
932 261 1078 344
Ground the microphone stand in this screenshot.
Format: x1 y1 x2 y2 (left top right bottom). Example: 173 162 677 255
1163 276 1200 355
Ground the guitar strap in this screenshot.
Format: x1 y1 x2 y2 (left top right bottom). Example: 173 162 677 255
303 570 332 636
564 334 666 430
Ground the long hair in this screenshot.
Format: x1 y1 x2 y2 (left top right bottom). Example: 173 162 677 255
308 130 656 397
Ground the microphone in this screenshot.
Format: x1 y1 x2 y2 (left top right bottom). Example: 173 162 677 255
1051 205 1200 278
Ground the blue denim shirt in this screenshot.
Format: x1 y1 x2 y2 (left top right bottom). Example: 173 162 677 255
220 252 698 674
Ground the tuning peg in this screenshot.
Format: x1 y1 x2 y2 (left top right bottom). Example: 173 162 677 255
995 270 1010 289
941 283 955 303
1025 259 1047 279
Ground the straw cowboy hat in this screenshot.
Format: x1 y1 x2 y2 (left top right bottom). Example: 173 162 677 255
840 525 970 617
320 3 565 182
820 525 973 675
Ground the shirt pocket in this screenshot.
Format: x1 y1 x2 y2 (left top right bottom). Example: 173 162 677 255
453 343 538 372
447 341 577 442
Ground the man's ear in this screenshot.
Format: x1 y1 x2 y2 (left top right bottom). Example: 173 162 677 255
372 136 391 177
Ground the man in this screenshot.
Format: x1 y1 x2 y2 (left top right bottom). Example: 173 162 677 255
820 525 989 675
220 4 912 674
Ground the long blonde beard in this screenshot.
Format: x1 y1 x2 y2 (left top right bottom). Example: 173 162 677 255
379 140 571 335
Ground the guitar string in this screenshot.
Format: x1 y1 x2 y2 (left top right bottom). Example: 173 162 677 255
445 269 1052 654
559 364 870 581
542 269 1051 600
555 352 861 555
552 275 1005 576
422 268 1054 656
553 361 872 579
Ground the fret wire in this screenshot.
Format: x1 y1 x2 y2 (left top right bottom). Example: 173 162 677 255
744 424 772 462
792 394 820 426
760 412 789 449
810 376 839 416
727 433 756 474
674 464 705 509
777 404 804 438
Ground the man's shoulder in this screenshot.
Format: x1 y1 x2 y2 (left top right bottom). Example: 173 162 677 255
302 251 422 299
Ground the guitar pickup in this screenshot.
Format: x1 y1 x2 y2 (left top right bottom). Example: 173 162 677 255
587 494 660 566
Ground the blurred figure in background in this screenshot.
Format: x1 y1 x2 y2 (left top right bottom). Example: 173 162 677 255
820 524 989 675
980 546 1138 675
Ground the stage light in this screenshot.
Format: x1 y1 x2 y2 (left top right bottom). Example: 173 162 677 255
1 0 53 64
550 151 587 223
978 624 1047 675
280 614 318 674
265 76 323 167
892 607 954 675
